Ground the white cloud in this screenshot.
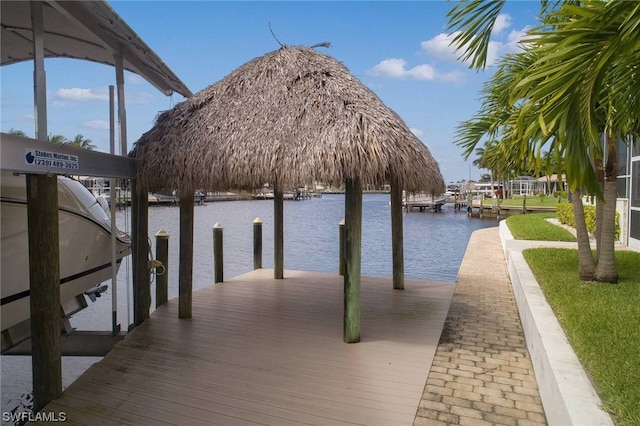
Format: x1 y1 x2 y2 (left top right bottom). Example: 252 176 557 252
407 64 436 80
368 58 461 82
84 120 109 130
369 58 408 78
420 33 460 62
410 128 424 137
56 87 108 102
493 14 512 34
420 24 530 67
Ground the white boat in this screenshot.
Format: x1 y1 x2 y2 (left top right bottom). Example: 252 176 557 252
1 171 131 351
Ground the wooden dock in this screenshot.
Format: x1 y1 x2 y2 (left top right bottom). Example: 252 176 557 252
32 269 454 425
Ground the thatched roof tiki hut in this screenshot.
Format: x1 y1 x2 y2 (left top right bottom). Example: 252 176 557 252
131 45 444 343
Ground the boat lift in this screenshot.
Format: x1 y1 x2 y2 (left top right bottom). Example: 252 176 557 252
1 0 191 411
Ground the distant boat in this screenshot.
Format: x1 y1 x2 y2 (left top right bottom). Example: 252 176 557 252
1 171 130 351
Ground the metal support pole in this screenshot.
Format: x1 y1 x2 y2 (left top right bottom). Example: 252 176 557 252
253 217 263 270
114 45 128 156
109 85 120 334
213 223 223 283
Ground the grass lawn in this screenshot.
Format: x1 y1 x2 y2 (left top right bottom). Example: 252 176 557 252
506 214 639 424
523 249 640 426
497 195 561 208
505 212 576 241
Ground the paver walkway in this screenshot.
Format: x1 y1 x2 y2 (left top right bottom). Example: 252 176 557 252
414 227 547 426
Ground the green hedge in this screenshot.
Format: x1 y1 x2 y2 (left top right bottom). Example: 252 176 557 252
556 202 620 240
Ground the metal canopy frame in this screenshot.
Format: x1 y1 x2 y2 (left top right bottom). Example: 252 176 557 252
1 0 192 97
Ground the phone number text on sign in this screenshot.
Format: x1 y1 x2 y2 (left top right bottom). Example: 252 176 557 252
25 149 79 170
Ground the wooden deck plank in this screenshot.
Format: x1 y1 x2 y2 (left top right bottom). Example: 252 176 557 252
30 270 454 426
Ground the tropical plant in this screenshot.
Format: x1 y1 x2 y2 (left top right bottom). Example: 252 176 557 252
48 134 67 144
8 128 27 137
67 134 96 150
447 0 640 283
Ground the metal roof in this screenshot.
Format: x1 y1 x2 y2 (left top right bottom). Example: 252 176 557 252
1 0 192 97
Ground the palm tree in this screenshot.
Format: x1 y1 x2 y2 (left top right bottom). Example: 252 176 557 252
447 0 640 283
48 134 67 144
67 134 96 150
8 128 28 137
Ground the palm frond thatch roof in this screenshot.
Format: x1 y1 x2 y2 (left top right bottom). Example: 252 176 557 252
131 46 444 194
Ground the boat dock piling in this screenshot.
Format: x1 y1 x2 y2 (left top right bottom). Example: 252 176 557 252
155 229 169 308
213 223 223 283
253 217 263 270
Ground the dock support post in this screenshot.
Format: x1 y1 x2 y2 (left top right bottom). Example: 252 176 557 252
390 175 404 290
27 1 62 411
253 217 262 269
338 219 345 276
155 229 169 308
132 179 150 326
179 192 194 318
27 174 62 412
344 177 362 343
213 223 223 283
274 187 284 279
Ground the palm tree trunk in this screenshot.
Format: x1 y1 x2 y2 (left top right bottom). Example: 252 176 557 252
594 134 619 283
594 179 619 282
571 188 596 280
593 157 604 259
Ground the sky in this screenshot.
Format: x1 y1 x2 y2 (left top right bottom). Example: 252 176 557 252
0 1 540 184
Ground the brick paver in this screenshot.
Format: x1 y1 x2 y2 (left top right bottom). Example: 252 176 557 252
414 227 546 425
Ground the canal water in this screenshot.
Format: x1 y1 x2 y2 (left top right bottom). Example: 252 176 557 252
1 193 496 422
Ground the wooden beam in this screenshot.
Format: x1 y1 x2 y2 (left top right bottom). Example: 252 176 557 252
132 179 150 326
390 174 405 290
179 192 194 318
28 1 62 411
27 174 62 411
343 177 362 343
155 229 169 308
274 188 284 279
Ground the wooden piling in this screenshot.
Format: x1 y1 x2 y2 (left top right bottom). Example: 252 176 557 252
343 177 362 343
155 229 169 308
179 192 194 318
274 188 284 279
338 219 345 276
27 174 62 411
132 179 150 326
390 175 405 290
253 217 263 270
213 223 223 283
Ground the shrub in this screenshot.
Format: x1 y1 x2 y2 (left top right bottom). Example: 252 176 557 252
555 202 620 240
553 190 567 200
